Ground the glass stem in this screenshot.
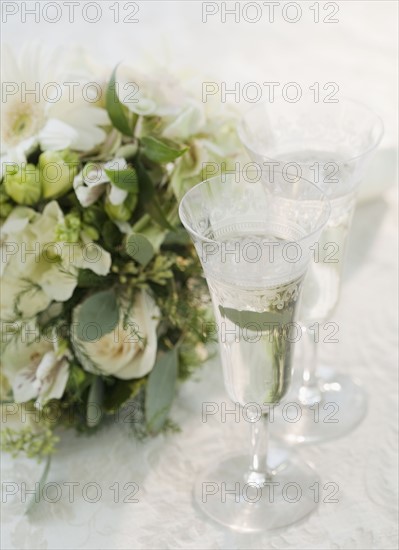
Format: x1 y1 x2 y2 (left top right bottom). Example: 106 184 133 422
299 325 322 405
246 412 270 485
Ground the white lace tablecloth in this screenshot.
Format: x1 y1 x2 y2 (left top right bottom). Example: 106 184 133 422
1 2 398 549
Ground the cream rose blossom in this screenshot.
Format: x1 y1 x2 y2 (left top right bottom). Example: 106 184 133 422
72 290 160 379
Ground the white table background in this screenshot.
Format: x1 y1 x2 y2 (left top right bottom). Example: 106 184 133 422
1 2 398 549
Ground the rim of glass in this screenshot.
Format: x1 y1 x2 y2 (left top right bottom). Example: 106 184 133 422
179 171 331 247
238 97 385 166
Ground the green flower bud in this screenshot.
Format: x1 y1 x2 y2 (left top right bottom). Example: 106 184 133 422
4 163 41 205
0 202 12 219
39 150 80 199
55 212 81 243
82 206 106 229
0 186 10 203
116 142 138 160
81 224 100 241
0 186 13 218
125 193 138 211
104 194 137 222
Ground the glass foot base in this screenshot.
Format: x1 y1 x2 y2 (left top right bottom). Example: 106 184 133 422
194 449 319 532
273 366 367 444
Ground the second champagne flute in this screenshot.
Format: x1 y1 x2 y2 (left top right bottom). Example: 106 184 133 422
239 97 384 443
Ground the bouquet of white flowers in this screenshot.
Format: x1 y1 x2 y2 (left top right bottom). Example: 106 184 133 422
0 45 241 462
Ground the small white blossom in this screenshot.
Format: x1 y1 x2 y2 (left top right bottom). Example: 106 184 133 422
73 158 128 208
0 201 111 321
2 324 71 406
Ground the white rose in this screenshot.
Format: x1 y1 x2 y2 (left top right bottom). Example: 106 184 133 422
161 99 206 141
117 65 186 117
72 290 160 379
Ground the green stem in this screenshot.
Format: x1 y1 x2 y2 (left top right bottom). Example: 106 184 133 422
25 455 52 515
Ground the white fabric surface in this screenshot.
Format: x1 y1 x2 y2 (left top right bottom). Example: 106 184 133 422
1 2 398 549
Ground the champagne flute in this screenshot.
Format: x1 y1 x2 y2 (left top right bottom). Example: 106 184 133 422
239 97 384 443
179 170 330 531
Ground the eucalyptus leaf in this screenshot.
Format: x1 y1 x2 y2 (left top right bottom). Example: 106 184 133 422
145 348 178 434
219 306 293 330
104 167 138 192
126 233 154 267
132 215 168 252
25 455 51 515
86 377 104 428
106 66 132 136
141 136 188 164
136 161 174 230
77 289 119 342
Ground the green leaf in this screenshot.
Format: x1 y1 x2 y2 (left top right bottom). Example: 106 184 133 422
145 348 178 434
103 379 144 413
86 377 104 428
132 214 168 252
141 136 188 164
126 233 154 267
219 306 293 330
163 227 191 246
136 161 174 230
65 363 88 398
25 455 51 516
102 220 122 250
106 65 132 136
77 269 111 288
104 167 138 192
77 289 119 342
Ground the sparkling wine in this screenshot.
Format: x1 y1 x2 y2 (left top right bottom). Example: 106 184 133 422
203 231 306 407
300 195 355 321
272 150 357 322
